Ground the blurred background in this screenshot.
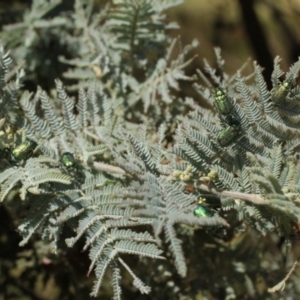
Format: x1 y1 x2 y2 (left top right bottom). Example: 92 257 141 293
1 0 300 85
167 0 300 89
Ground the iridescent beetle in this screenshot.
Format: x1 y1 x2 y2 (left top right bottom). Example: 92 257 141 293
217 124 240 147
214 87 232 116
271 79 294 105
61 152 85 186
61 152 76 168
12 139 37 161
214 88 241 147
194 197 214 218
194 205 214 217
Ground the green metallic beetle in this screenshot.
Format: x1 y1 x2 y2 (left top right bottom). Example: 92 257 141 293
61 152 76 168
214 87 232 116
217 124 240 147
271 80 294 105
60 152 85 186
194 205 214 218
12 139 37 161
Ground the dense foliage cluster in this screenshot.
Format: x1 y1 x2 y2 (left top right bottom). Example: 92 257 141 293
2 0 300 299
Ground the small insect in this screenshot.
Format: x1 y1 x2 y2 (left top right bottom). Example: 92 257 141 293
12 139 37 161
199 194 221 209
194 204 214 218
271 80 294 105
61 152 85 186
214 87 232 116
198 197 206 204
217 124 240 147
61 152 76 168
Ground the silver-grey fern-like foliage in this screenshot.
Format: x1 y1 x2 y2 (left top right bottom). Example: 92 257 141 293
179 50 300 238
2 0 300 299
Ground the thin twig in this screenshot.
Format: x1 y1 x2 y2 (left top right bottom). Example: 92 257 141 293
199 184 270 205
93 162 271 204
268 259 298 293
